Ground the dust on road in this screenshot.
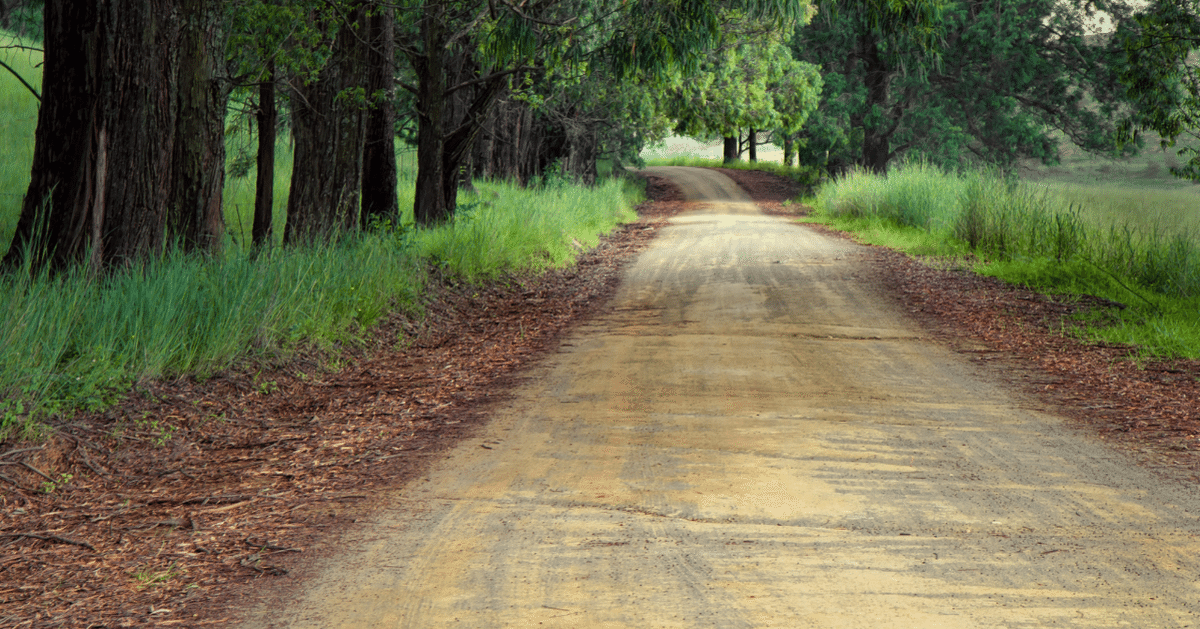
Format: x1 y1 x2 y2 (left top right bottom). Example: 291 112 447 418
237 166 1200 628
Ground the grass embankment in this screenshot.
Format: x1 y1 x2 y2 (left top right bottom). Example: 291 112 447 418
0 178 639 438
0 32 641 437
809 161 1200 359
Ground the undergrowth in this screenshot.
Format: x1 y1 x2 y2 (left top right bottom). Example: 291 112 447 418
0 178 639 439
810 160 1200 359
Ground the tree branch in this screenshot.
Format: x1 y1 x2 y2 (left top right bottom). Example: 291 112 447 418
0 57 39 101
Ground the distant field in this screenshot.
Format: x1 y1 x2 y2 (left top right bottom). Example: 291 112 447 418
641 135 787 164
1021 132 1200 238
0 31 41 253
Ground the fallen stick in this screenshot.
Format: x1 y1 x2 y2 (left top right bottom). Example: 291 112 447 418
1 532 97 552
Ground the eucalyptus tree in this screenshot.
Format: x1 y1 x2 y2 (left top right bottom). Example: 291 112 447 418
668 33 821 162
1116 0 1200 181
396 0 816 226
792 0 1138 174
3 0 228 271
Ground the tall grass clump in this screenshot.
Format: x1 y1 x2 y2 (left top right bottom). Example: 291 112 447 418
0 170 640 437
411 175 638 279
811 160 1200 358
0 233 424 437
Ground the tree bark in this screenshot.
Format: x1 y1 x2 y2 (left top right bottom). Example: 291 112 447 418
723 135 738 163
252 61 276 249
783 133 795 167
169 0 227 253
748 127 758 162
285 5 369 244
3 0 180 272
412 1 449 226
412 27 508 226
360 5 398 227
859 36 892 173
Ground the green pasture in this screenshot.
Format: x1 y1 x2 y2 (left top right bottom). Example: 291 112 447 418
810 160 1200 360
0 32 40 252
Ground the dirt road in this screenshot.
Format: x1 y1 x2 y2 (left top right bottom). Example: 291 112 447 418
237 167 1200 628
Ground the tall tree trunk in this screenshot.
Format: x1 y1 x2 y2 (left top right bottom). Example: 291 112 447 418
412 30 506 226
3 0 180 272
723 135 738 163
285 5 369 244
783 133 795 167
860 36 892 173
412 1 449 226
360 5 398 227
748 127 758 162
252 61 276 249
169 0 226 253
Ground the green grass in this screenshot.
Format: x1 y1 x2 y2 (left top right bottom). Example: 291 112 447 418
0 176 638 438
411 177 639 280
0 32 41 253
0 31 641 437
810 160 1200 360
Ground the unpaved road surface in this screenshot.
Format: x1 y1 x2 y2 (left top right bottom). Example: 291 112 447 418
237 167 1200 628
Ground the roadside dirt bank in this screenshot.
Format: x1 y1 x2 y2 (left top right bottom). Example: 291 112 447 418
0 167 1196 628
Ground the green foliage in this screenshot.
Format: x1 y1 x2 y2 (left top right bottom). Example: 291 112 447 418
792 0 1136 174
410 177 638 279
669 36 822 141
1116 0 1200 181
811 162 1200 357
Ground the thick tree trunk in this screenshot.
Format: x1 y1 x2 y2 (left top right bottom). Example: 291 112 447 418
723 135 738 163
360 6 398 227
413 33 507 226
3 0 180 272
168 0 226 253
252 61 276 249
285 5 369 244
565 119 596 185
748 127 758 162
860 37 892 173
412 2 450 226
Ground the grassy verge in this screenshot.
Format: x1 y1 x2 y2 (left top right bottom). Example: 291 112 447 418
0 30 642 438
0 177 640 439
808 161 1200 359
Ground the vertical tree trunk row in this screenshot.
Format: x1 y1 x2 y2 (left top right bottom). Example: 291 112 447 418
4 0 181 271
252 60 276 249
168 0 227 253
360 5 399 227
285 4 369 244
4 0 232 272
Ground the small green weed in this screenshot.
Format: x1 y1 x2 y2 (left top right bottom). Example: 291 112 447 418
132 563 180 588
39 472 73 494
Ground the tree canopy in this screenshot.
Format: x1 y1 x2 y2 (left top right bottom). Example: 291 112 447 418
791 0 1138 173
1116 0 1200 181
